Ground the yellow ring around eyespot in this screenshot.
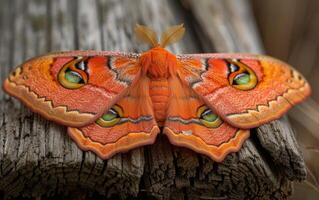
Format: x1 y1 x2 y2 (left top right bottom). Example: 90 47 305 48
197 105 208 118
96 105 124 127
96 117 121 127
58 65 85 89
112 105 123 117
227 60 257 91
200 118 223 128
197 105 223 128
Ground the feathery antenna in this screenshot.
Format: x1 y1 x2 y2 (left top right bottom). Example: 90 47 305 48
134 24 185 48
134 24 158 47
160 24 185 47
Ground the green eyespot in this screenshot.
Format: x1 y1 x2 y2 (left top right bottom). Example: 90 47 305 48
233 73 250 85
96 105 123 127
64 70 84 84
58 57 88 89
197 106 223 128
202 110 218 122
227 59 257 90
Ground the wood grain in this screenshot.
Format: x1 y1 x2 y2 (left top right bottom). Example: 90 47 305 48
0 0 306 199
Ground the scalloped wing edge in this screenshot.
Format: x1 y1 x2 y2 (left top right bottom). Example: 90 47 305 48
3 78 96 127
226 80 311 128
68 126 160 159
164 128 250 162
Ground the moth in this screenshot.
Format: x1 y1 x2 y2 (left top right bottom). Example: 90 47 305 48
3 24 311 162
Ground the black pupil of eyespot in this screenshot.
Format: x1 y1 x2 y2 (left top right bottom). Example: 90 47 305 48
75 61 87 70
202 109 211 116
229 63 239 72
109 108 118 116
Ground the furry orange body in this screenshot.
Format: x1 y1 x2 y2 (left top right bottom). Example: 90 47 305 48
149 79 170 126
141 47 176 125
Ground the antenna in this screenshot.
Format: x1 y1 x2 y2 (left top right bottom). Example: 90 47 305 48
134 24 185 48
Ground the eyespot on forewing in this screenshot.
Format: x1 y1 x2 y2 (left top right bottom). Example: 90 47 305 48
58 57 89 89
226 59 257 90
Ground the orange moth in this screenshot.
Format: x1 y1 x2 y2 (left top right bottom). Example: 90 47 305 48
3 24 311 162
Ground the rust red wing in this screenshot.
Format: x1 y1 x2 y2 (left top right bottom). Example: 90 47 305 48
3 51 141 127
163 76 249 162
176 53 311 129
68 76 160 159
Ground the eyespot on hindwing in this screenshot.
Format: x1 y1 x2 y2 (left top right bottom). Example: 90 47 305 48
197 105 223 128
96 105 123 127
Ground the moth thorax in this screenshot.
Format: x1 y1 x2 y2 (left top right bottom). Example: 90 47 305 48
140 47 177 79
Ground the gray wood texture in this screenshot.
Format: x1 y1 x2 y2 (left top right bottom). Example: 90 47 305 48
0 0 306 199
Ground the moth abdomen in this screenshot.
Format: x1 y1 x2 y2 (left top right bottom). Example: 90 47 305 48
149 79 170 126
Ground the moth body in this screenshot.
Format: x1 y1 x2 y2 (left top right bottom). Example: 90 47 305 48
149 79 170 126
139 47 178 125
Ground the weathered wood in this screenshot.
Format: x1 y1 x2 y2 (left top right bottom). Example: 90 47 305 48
0 0 306 199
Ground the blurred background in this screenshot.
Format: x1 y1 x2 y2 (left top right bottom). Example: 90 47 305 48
252 0 319 101
251 0 319 199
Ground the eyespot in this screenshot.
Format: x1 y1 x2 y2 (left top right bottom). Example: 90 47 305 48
64 70 84 84
96 105 123 127
58 57 88 89
227 59 257 90
197 105 223 128
233 73 250 85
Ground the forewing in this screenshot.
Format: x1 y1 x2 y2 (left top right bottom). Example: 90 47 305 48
176 53 311 129
3 51 141 127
